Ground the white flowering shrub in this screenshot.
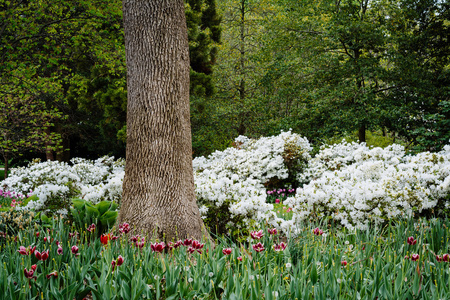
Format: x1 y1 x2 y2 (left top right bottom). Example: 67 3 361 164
1 156 125 212
286 143 450 231
193 131 312 235
2 133 449 236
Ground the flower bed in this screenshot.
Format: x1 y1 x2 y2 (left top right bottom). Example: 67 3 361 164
1 218 450 299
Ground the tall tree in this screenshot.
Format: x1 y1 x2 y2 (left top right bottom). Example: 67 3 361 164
118 0 207 241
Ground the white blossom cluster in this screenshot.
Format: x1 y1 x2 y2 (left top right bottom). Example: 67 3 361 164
286 143 450 231
2 133 449 235
193 131 312 231
1 157 125 211
297 140 405 184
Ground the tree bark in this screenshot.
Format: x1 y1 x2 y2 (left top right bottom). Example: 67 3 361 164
358 123 366 143
118 0 207 242
3 155 8 180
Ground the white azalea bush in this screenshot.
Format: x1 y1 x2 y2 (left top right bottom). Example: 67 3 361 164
286 143 450 231
2 132 449 236
193 131 312 236
1 156 125 212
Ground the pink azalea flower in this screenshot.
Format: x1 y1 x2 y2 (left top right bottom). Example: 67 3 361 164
252 242 265 252
250 230 264 240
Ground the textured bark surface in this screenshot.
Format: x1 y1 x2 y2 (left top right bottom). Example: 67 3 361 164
118 0 206 242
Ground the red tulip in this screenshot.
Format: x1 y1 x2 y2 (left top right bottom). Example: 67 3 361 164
35 250 49 261
100 234 110 245
18 245 35 256
46 271 58 279
341 260 348 266
24 268 35 279
71 245 79 255
250 230 264 240
151 242 165 253
252 242 265 252
222 248 232 255
86 224 96 232
273 242 287 252
313 228 323 236
117 255 124 266
411 254 419 261
237 256 243 261
407 236 417 245
443 254 450 262
118 222 131 234
268 228 278 235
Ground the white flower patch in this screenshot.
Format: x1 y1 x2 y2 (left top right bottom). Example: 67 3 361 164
287 141 450 230
194 131 312 232
1 156 125 210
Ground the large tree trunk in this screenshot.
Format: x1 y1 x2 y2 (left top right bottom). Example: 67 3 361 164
118 0 207 242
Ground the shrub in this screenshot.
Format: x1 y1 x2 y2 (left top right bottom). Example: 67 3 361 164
0 156 124 213
287 143 450 230
194 131 312 236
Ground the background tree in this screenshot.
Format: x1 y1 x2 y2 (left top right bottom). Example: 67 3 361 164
118 0 207 241
0 0 127 161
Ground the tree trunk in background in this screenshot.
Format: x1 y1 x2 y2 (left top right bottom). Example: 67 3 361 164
3 155 8 180
118 0 207 242
359 123 366 143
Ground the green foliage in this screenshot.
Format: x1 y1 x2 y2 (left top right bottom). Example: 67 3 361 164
2 217 450 298
201 199 251 239
70 198 118 237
